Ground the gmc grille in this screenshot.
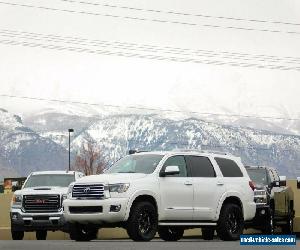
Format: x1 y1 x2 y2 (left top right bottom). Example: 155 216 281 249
23 194 61 213
72 184 105 199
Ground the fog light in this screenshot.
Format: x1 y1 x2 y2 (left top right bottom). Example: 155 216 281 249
110 205 121 212
260 209 266 215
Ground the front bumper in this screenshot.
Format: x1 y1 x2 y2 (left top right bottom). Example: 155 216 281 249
63 197 129 224
10 208 68 232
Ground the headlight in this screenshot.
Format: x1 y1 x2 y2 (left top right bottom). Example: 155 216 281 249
11 194 22 207
109 183 130 193
254 190 267 204
67 184 74 199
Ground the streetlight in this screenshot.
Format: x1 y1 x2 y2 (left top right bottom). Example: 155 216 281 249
68 129 74 171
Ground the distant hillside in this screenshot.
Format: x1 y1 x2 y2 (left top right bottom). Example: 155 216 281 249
0 109 69 176
72 114 300 178
2 108 300 178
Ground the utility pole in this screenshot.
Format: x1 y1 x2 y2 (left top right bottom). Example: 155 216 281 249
68 129 74 171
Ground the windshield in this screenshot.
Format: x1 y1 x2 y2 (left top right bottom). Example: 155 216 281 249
106 154 164 174
24 174 75 188
246 169 268 186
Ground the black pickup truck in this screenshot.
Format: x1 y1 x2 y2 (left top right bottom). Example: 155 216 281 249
245 166 294 234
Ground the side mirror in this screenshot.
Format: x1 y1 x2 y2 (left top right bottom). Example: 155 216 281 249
279 176 286 187
12 186 21 192
297 177 300 189
271 181 280 187
160 166 180 177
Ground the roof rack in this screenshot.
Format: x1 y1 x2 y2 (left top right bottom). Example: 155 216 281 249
128 149 149 155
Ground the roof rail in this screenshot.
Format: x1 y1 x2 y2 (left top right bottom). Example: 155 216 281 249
175 148 231 155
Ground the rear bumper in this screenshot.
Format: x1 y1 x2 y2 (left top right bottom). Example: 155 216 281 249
10 208 67 232
244 201 257 221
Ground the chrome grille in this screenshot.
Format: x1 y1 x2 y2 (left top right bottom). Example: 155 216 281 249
23 194 61 212
72 183 105 199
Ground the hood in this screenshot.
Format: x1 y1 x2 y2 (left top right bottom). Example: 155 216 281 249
75 173 147 184
18 186 68 195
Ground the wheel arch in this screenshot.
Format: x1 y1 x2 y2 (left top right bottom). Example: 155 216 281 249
216 193 244 220
125 191 159 220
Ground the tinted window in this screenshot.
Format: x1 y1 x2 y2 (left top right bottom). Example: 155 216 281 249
163 156 187 177
215 158 243 177
185 156 215 177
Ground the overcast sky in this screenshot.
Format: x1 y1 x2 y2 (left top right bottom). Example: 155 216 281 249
0 0 299 119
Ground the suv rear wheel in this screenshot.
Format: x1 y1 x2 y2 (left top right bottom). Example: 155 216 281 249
158 227 184 241
217 203 244 241
69 224 98 241
282 212 293 234
36 230 47 240
126 201 158 241
262 209 274 234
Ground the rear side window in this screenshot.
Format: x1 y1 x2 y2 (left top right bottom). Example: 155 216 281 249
185 156 216 177
215 158 243 177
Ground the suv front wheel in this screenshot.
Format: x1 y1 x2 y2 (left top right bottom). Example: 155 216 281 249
126 201 158 241
11 230 24 240
217 203 244 241
158 227 184 241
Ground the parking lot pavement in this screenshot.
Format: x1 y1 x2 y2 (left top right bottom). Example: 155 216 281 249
0 239 297 250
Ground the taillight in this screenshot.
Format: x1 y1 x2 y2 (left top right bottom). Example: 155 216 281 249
249 180 256 191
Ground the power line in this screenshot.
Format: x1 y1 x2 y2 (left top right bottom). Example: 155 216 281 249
60 0 300 27
1 29 300 65
0 36 299 71
1 1 300 35
1 94 300 121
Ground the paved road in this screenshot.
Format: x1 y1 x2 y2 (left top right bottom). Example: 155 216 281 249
0 239 298 250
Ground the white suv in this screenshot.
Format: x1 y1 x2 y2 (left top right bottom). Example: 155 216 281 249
63 151 256 241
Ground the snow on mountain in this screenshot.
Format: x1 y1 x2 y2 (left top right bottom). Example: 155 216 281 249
4 106 300 178
72 114 300 178
0 109 69 176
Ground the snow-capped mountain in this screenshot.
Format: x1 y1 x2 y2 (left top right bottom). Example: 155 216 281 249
72 114 300 178
0 108 69 178
2 107 300 179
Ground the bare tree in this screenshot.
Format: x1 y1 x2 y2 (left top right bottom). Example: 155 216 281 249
72 142 106 175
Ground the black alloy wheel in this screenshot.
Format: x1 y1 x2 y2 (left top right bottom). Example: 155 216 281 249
126 201 158 241
217 203 244 241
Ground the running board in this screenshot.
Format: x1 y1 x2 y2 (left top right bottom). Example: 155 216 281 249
159 222 217 226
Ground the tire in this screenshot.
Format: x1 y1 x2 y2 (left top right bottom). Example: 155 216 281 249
69 224 98 242
262 210 274 235
126 201 158 241
216 203 244 241
11 230 24 240
282 214 293 234
158 227 184 241
36 230 47 240
202 228 215 240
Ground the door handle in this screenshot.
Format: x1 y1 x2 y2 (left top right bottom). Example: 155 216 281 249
184 181 193 186
217 182 224 186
